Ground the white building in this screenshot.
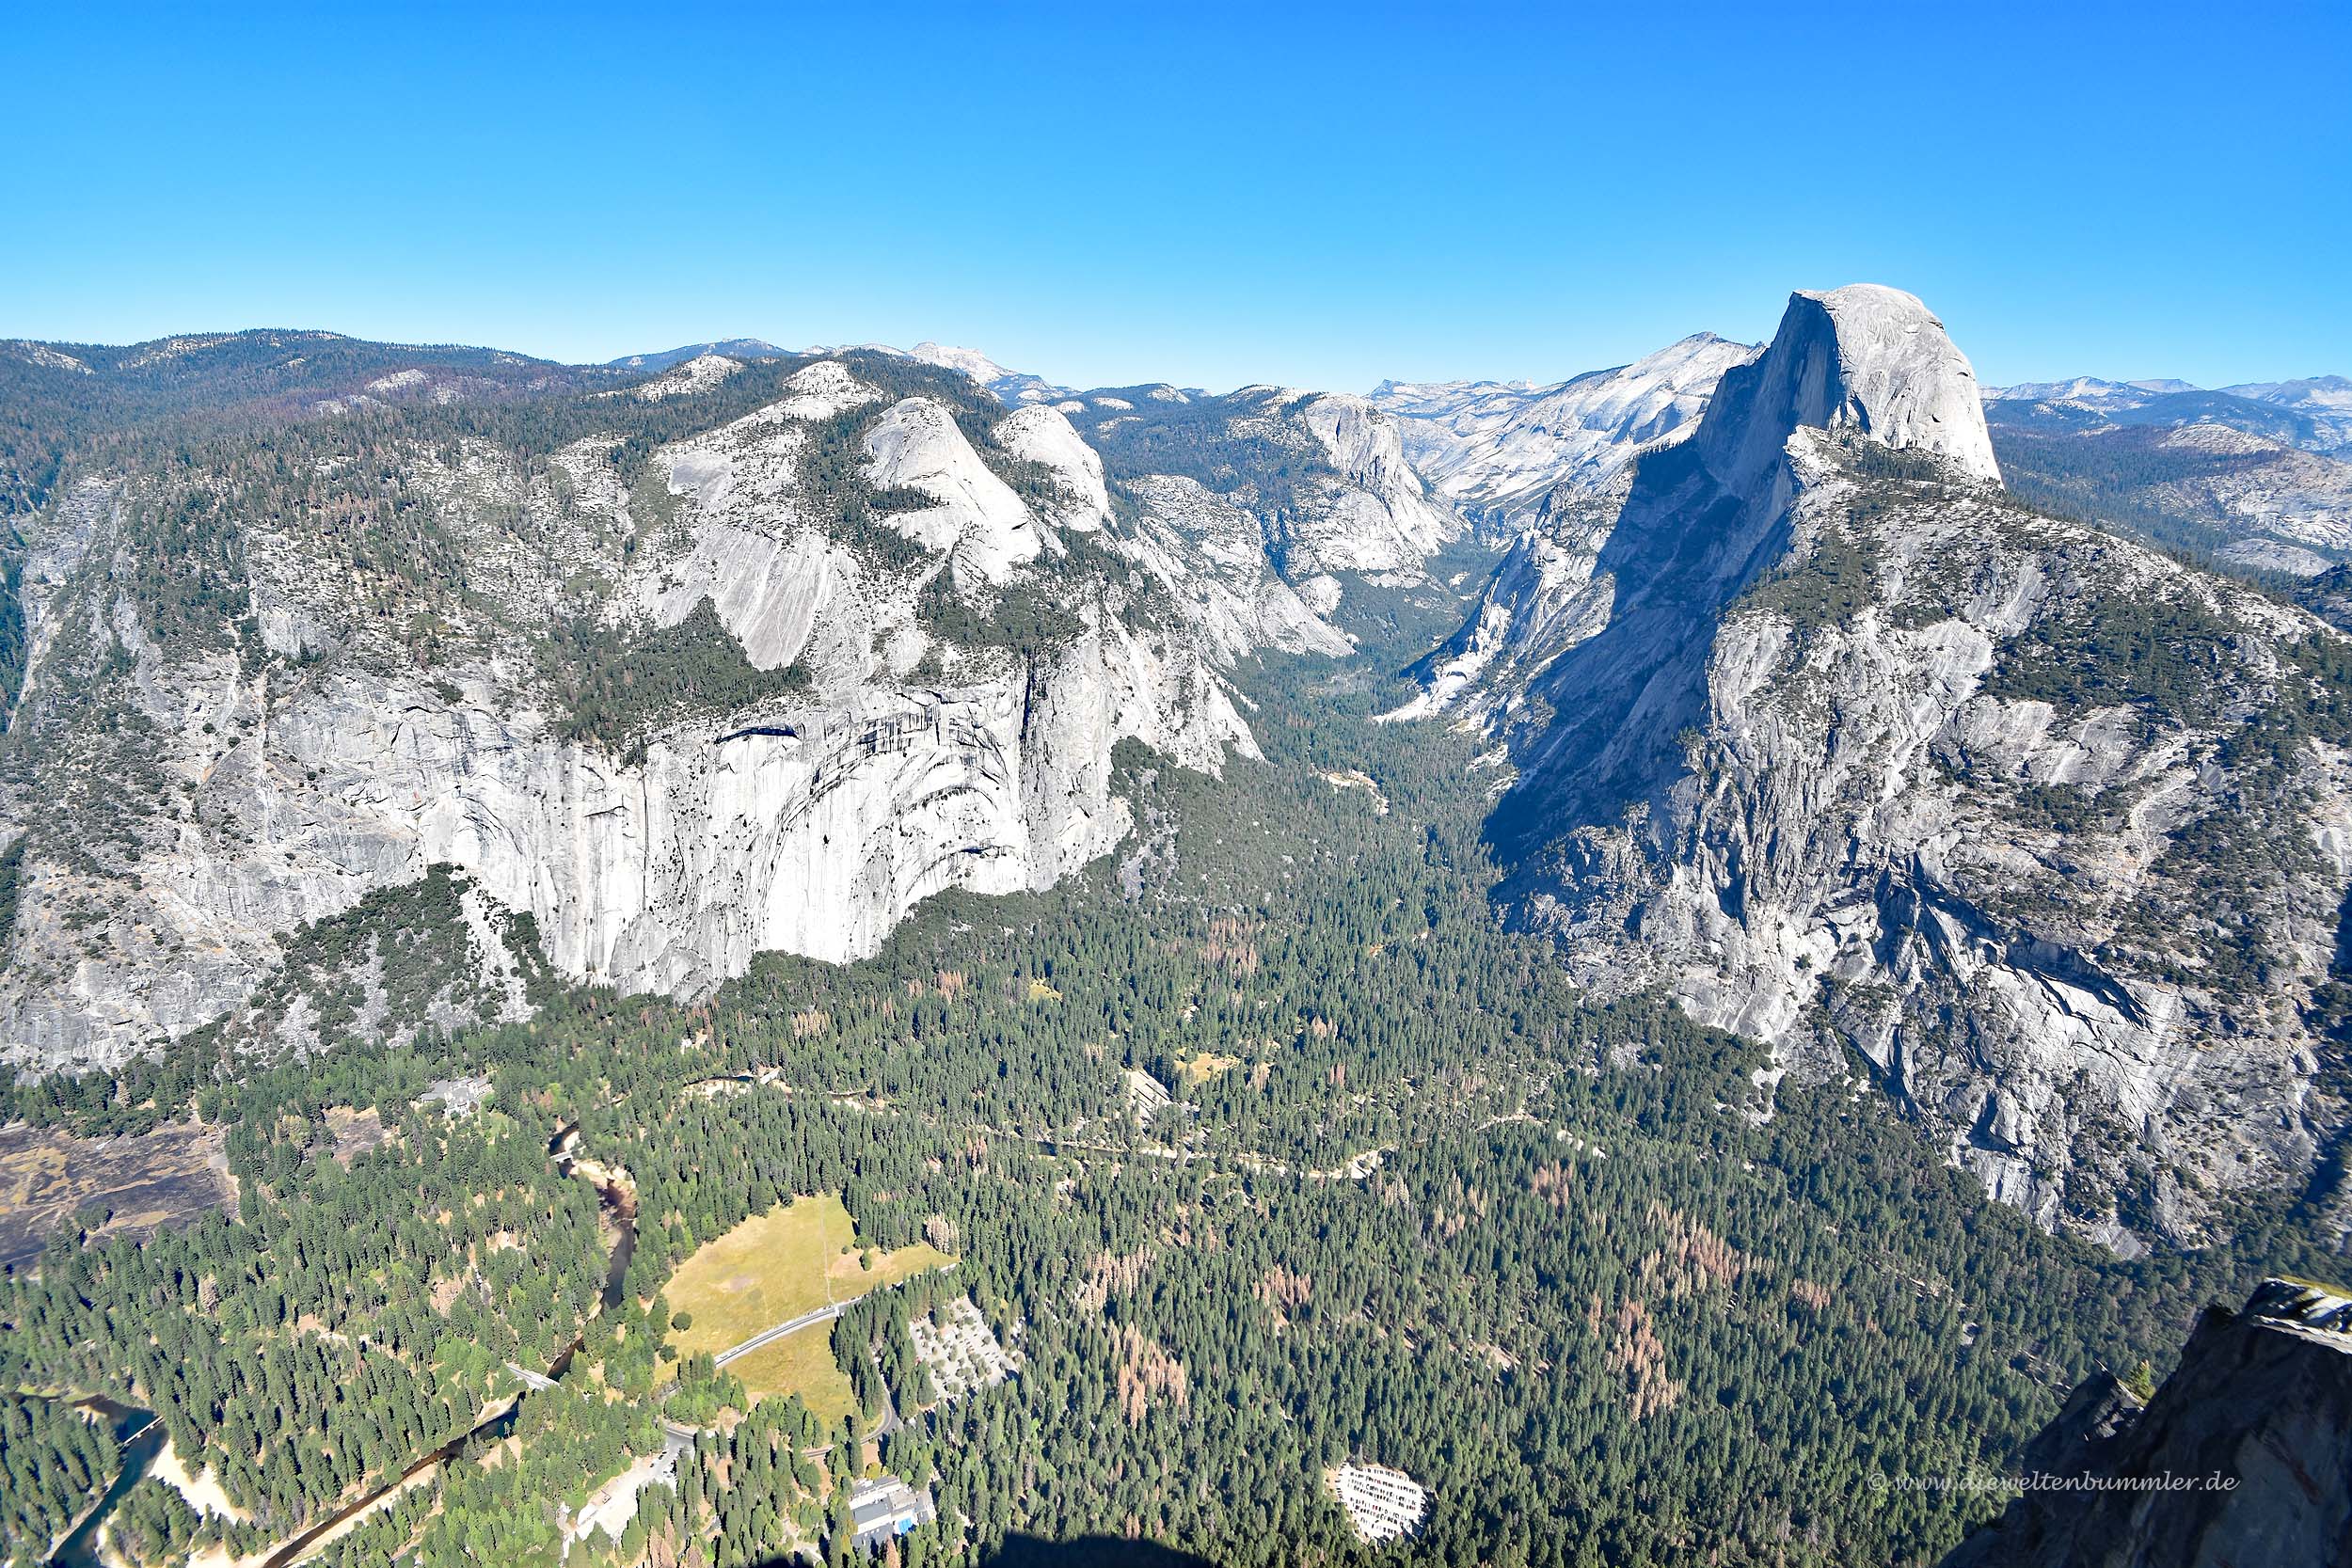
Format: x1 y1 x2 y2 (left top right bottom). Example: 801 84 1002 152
847 1474 936 1554
1329 1461 1428 1543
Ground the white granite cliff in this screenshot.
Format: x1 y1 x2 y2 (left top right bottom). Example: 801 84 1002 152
0 358 1261 1069
1397 287 2352 1243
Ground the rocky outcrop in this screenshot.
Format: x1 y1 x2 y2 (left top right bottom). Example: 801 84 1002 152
1402 287 2352 1242
997 405 1112 531
1989 401 2352 578
861 396 1044 583
1288 393 1462 574
1939 1278 2352 1568
624 353 743 402
1693 284 2000 497
0 356 1257 1070
1394 286 1998 731
1547 451 2352 1242
1081 383 1464 615
607 339 787 374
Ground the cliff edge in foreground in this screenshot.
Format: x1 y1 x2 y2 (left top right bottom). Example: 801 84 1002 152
1941 1278 2352 1567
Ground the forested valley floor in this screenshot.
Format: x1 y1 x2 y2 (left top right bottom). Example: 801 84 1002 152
4 620 2345 1568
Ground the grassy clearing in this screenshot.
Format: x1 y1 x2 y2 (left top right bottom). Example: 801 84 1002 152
666 1195 855 1360
723 1323 858 1422
1177 1052 1242 1086
832 1236 953 1295
664 1193 956 1364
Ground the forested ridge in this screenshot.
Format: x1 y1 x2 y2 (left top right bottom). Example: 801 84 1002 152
4 623 2346 1568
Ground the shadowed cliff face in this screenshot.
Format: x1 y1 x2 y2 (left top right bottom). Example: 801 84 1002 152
1403 287 2352 1246
1480 285 2004 859
1940 1279 2352 1568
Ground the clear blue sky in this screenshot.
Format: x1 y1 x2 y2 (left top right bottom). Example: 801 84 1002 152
6 1 2346 392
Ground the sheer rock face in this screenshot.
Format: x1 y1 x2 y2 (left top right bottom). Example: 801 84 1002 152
0 336 1493 1071
1404 288 2352 1243
0 358 1259 1071
1695 285 2000 500
1298 392 1458 571
1112 475 1357 666
1290 393 1462 574
1940 1279 2352 1568
1397 287 1998 731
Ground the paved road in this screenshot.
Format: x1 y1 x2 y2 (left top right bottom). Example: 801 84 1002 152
711 1301 845 1368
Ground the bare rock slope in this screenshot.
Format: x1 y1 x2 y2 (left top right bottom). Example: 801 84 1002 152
1373 333 1757 532
1403 286 2352 1243
0 352 1295 1067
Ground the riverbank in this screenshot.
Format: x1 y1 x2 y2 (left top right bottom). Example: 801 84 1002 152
220 1122 640 1567
148 1436 246 1526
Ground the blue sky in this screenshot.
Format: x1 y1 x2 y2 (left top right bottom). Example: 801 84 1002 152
6 1 2346 392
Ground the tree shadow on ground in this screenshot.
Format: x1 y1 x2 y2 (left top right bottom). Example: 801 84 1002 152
751 1534 1217 1568
982 1534 1217 1568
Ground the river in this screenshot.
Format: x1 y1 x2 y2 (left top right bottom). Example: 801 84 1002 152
45 1399 160 1568
551 1121 639 1311
44 1121 638 1568
243 1125 641 1566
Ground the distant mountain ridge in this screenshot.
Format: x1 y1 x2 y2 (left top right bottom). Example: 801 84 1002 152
602 338 788 372
1369 333 1758 531
606 339 1078 408
1985 372 2352 452
1983 370 2352 575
